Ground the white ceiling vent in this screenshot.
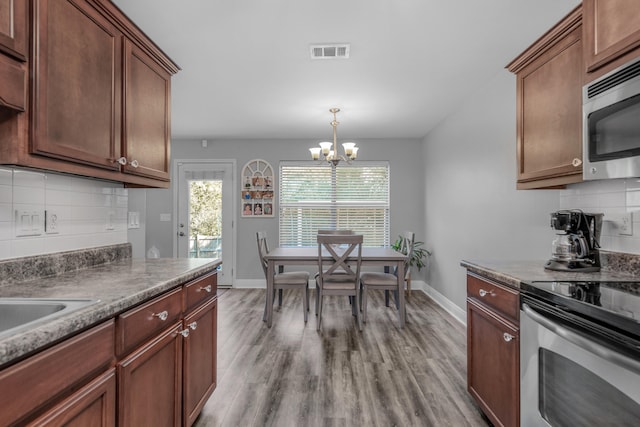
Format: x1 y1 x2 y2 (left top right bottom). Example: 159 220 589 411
310 44 350 60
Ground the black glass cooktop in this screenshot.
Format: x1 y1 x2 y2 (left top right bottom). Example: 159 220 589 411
521 280 640 339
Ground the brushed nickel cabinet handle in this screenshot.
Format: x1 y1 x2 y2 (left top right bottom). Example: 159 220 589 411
153 310 169 321
572 158 583 167
180 329 190 338
479 289 495 297
503 332 514 342
115 157 127 165
188 321 198 330
130 159 139 168
198 285 212 293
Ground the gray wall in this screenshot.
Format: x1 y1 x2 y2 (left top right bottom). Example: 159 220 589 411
421 70 560 311
134 138 426 281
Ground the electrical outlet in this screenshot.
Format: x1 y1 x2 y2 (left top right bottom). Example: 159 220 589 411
619 212 633 236
45 210 60 234
128 211 140 229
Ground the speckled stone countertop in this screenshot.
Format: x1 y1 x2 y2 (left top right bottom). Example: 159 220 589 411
461 250 640 289
0 245 221 367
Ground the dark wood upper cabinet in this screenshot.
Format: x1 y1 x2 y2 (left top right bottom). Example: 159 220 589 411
31 0 122 171
507 6 584 190
584 0 640 77
0 0 28 61
122 40 171 181
0 0 179 188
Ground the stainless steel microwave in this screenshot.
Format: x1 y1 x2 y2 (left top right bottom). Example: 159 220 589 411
583 56 640 180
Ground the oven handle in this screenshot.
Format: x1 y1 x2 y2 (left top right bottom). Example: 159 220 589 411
522 303 640 374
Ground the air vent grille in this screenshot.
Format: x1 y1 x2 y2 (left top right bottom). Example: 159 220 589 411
310 44 350 60
587 57 640 98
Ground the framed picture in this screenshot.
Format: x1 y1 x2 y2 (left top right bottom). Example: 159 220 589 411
241 159 275 217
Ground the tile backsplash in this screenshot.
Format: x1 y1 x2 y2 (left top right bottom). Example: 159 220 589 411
0 167 127 260
560 178 640 255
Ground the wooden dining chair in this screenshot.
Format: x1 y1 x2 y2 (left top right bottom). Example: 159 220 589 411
360 231 413 327
256 231 310 322
316 234 363 331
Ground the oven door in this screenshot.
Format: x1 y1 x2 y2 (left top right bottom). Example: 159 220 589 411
520 301 640 427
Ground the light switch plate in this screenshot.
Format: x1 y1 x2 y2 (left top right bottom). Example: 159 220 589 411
45 210 60 234
15 210 44 237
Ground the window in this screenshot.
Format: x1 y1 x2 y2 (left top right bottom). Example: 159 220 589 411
279 161 390 247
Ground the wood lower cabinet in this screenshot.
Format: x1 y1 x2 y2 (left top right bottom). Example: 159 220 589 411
27 368 117 427
183 297 217 427
118 321 183 427
584 0 640 77
466 273 520 427
0 320 115 426
116 271 218 427
507 6 583 190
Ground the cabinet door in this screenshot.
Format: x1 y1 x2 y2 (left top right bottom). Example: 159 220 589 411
467 299 519 427
0 0 27 60
31 0 122 170
118 322 183 427
584 0 640 72
516 24 583 188
122 40 171 181
26 369 116 427
183 297 217 427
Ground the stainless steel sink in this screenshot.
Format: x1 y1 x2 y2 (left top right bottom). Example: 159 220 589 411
0 298 98 339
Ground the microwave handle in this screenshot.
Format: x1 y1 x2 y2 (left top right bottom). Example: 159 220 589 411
522 303 640 374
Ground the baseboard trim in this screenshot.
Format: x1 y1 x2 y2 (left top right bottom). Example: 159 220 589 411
412 280 467 326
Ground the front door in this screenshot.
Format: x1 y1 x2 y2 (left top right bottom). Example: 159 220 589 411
176 160 235 287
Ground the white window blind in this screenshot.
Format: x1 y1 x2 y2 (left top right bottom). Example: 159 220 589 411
279 161 390 247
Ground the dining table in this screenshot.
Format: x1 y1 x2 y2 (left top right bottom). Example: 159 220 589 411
263 246 408 327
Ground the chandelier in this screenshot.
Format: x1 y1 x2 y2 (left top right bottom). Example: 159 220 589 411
309 108 359 166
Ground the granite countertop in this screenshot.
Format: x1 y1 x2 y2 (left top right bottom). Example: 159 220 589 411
0 256 221 367
461 254 640 289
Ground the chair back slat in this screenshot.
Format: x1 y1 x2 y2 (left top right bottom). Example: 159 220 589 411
256 231 269 278
317 234 363 284
317 229 354 235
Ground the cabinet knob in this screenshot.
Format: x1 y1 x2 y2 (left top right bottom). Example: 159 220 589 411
179 328 190 338
479 289 495 297
188 321 198 331
115 157 128 165
503 332 514 342
198 285 212 293
130 159 139 168
152 310 169 321
572 158 583 167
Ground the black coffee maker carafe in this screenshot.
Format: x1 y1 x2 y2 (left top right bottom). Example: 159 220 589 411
544 210 603 272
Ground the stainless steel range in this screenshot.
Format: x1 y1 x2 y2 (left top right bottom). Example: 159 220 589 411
520 279 640 426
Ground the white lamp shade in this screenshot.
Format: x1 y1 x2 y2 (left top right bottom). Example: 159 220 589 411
342 142 355 156
350 146 359 159
319 141 332 155
309 147 321 160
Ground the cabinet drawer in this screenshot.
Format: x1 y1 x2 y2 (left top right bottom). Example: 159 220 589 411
116 287 182 356
467 274 519 321
0 320 115 426
183 271 217 312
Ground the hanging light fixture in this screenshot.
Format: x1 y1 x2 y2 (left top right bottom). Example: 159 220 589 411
309 108 359 166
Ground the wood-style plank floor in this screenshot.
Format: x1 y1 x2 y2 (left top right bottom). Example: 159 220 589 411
194 288 492 427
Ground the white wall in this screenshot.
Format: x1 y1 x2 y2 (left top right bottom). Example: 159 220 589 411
422 70 561 312
0 166 128 260
134 138 426 281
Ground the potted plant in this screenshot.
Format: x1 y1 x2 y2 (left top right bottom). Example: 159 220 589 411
391 235 432 271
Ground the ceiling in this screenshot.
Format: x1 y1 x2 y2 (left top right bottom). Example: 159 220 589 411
112 0 579 141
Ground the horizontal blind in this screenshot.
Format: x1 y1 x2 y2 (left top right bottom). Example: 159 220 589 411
279 161 390 247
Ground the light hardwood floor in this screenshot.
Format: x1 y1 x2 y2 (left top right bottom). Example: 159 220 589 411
194 288 492 427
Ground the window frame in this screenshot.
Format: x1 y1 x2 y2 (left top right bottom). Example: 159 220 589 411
278 160 390 247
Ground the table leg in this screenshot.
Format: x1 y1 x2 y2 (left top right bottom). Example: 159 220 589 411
396 261 406 328
266 260 275 327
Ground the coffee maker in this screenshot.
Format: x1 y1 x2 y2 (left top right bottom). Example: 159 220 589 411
544 210 603 272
